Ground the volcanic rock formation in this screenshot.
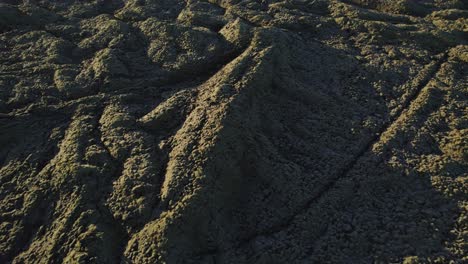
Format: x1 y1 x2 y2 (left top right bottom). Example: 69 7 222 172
0 0 467 263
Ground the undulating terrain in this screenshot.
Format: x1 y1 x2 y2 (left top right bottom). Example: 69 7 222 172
0 0 467 263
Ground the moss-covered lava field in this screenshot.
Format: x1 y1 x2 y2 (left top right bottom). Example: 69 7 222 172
0 0 467 263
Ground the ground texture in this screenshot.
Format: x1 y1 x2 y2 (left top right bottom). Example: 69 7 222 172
0 0 467 263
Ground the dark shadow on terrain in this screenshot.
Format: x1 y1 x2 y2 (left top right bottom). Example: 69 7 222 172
0 112 69 262
303 153 461 263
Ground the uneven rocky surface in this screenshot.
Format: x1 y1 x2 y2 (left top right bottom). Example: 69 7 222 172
0 0 467 263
